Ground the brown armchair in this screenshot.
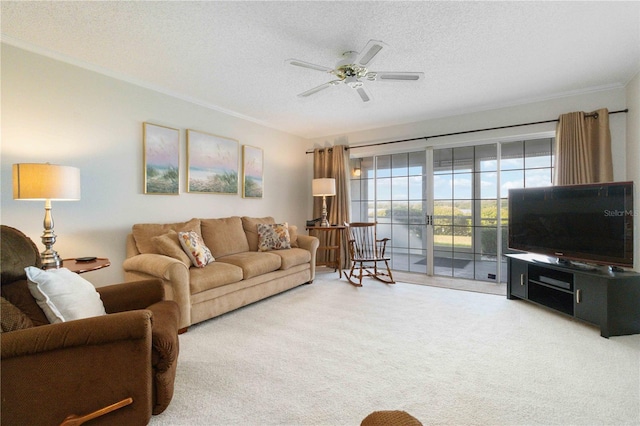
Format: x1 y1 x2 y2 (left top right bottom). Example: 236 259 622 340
1 225 180 425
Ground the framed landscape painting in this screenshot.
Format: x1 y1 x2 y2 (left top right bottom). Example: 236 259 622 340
242 145 263 198
187 130 239 194
143 122 180 195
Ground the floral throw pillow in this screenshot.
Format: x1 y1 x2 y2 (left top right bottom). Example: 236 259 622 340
257 223 291 252
178 231 215 268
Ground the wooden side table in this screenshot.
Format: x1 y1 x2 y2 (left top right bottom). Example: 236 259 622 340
306 226 345 278
62 258 111 274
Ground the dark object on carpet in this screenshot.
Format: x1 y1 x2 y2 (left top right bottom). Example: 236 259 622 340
415 256 471 269
361 410 423 426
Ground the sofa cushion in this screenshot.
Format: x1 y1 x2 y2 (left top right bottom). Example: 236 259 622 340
132 218 201 254
189 262 243 294
200 217 249 258
270 248 312 270
1 296 34 332
151 230 192 266
25 267 107 323
289 225 299 248
242 216 275 251
257 223 291 251
216 252 281 279
178 231 215 268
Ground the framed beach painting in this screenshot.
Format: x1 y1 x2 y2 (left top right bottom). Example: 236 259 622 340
242 145 263 198
187 130 239 194
143 122 180 195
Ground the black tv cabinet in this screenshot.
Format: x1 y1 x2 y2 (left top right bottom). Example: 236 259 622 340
506 253 640 338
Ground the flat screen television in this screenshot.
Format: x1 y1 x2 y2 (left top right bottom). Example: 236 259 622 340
508 181 634 268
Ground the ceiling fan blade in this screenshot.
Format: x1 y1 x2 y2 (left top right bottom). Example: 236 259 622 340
286 58 334 73
366 71 425 82
355 39 388 67
351 84 373 103
297 80 341 98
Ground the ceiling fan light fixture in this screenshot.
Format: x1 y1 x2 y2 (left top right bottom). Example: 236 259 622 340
336 51 358 68
345 75 362 88
335 64 368 80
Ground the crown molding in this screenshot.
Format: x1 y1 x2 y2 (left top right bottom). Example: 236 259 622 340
625 68 640 87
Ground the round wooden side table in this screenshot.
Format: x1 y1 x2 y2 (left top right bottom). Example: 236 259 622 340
61 258 111 274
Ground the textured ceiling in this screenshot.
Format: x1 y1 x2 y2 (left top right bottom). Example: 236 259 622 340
2 1 639 139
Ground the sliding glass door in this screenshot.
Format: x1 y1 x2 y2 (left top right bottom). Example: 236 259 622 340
350 152 429 273
433 144 500 281
349 138 554 284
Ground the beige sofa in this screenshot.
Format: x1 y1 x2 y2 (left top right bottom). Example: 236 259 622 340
123 216 319 330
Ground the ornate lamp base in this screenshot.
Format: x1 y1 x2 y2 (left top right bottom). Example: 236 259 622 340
40 200 63 269
320 195 330 227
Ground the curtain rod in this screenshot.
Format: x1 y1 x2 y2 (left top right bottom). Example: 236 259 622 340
306 108 629 154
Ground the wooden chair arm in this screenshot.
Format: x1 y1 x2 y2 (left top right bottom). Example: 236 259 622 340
60 398 133 426
376 238 390 256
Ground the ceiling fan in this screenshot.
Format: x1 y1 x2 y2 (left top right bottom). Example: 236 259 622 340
286 39 424 103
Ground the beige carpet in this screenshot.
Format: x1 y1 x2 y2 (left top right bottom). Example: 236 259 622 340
151 271 639 425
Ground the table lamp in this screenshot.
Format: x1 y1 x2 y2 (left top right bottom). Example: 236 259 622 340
312 178 336 227
13 163 81 269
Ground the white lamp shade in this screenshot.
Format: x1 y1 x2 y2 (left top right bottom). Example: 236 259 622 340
312 178 336 196
13 163 81 200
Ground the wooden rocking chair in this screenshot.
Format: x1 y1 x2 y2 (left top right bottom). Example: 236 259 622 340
344 222 395 287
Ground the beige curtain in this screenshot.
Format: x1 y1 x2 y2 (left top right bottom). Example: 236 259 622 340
554 108 613 185
313 145 350 268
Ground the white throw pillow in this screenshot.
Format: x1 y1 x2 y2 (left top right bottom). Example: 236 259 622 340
25 266 107 323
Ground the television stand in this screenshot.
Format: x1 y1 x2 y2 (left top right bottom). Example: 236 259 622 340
507 253 640 338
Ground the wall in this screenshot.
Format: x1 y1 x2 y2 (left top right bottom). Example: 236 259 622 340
625 71 640 271
1 44 309 285
308 85 638 271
